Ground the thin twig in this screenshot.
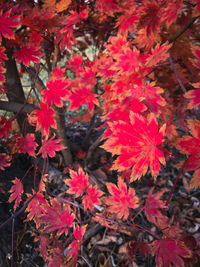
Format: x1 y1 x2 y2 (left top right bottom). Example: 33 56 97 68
0 193 36 230
169 16 200 44
165 159 187 207
11 217 15 267
169 56 187 93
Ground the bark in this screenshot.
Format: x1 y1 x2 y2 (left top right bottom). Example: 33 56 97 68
3 39 32 134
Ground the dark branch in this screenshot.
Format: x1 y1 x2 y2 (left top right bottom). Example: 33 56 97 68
0 100 38 114
169 16 200 43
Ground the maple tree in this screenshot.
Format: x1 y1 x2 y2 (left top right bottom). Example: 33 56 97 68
0 0 200 266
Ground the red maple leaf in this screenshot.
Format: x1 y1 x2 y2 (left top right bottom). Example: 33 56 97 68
0 10 20 40
184 83 200 109
28 102 56 136
114 47 140 74
14 46 43 66
68 225 87 259
0 153 11 170
67 86 98 111
145 42 171 67
38 134 66 158
104 177 139 220
82 185 103 212
41 78 72 107
66 54 83 72
176 119 200 189
152 238 191 267
0 116 12 138
65 167 89 197
9 177 23 211
133 82 166 114
26 191 48 228
0 46 7 61
16 133 38 157
102 113 166 181
40 198 75 236
144 188 166 225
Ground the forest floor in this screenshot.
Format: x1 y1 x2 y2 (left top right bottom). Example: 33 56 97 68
0 124 200 267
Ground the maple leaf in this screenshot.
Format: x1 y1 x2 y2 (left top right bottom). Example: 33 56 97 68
104 177 139 220
65 167 89 197
102 113 166 181
0 116 12 138
26 191 48 228
41 78 71 107
67 86 98 111
127 241 150 259
133 82 166 114
42 0 56 9
145 42 171 67
61 9 88 33
144 188 166 225
38 135 66 158
176 119 200 189
40 198 75 236
28 102 56 136
16 133 38 157
152 238 191 267
82 185 103 212
68 240 79 259
189 168 200 189
161 0 183 28
0 10 20 40
9 178 23 211
73 225 87 240
56 0 71 13
28 31 43 46
184 83 200 109
116 9 139 39
66 54 83 72
0 46 7 61
0 153 11 170
113 47 140 74
68 225 87 259
14 46 43 66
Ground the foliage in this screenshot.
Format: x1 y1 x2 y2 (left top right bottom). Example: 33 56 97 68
0 0 200 266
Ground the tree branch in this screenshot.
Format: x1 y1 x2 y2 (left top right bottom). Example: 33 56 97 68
0 100 37 114
169 16 200 43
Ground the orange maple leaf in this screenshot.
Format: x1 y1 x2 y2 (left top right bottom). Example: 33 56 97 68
105 177 139 220
56 0 71 13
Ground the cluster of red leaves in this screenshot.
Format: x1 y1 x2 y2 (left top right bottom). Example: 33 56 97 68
1 0 200 266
